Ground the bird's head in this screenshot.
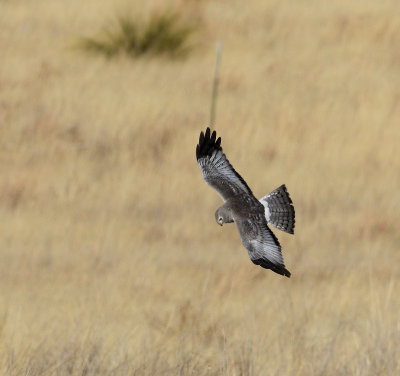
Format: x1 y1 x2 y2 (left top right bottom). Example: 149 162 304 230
215 208 227 226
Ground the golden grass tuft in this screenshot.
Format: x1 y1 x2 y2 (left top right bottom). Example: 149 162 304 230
0 0 400 374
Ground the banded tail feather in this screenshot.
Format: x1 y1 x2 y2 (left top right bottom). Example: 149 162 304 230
260 185 295 234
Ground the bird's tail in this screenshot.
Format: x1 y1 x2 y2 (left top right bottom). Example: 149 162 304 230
259 185 295 234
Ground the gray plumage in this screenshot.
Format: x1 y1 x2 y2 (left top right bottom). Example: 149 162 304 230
196 127 295 277
260 185 295 234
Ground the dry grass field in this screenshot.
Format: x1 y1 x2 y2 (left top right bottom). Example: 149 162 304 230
1 0 400 374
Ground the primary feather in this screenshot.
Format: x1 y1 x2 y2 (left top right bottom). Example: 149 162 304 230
196 128 252 201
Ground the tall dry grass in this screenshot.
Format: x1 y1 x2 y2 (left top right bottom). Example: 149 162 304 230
0 0 399 374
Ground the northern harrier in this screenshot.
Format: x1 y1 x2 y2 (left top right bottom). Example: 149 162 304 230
196 127 295 277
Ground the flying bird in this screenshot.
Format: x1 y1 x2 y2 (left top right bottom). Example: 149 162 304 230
196 127 295 277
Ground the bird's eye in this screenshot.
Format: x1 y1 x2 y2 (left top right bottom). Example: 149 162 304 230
218 216 223 223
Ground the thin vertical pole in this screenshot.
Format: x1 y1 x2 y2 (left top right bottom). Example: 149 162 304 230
209 41 222 129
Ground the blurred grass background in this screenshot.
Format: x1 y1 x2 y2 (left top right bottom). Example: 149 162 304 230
0 0 399 374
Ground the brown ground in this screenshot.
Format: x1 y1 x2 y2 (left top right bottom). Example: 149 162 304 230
1 0 399 374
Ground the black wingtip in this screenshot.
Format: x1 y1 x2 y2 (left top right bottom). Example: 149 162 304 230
252 258 291 278
196 127 222 160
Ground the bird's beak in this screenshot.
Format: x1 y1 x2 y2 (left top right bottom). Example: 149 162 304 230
219 222 223 226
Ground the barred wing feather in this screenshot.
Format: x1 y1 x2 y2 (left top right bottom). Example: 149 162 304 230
236 217 291 277
196 128 252 201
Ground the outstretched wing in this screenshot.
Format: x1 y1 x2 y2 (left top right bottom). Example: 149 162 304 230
196 127 252 201
236 216 291 277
